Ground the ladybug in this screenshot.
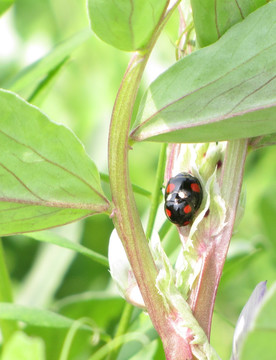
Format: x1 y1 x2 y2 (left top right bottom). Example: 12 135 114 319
164 172 203 227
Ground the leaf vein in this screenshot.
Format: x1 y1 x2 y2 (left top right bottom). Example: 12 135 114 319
214 0 221 38
0 197 108 211
0 129 108 205
193 71 265 118
234 0 244 19
131 42 276 137
227 74 276 114
0 161 45 201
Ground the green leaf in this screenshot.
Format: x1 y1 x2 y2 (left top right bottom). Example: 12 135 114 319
89 332 150 360
0 0 14 16
56 291 125 330
250 133 276 149
129 339 160 360
191 0 268 47
26 231 109 267
2 332 45 360
6 29 91 94
0 90 109 236
87 0 168 51
27 57 69 104
130 2 276 143
0 303 91 330
240 283 276 360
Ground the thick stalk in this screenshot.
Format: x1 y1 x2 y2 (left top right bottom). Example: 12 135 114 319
108 50 160 314
108 5 194 357
191 139 248 338
108 51 192 359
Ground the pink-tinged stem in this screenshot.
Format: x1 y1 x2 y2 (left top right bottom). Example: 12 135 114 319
108 3 194 358
108 50 193 360
189 139 248 338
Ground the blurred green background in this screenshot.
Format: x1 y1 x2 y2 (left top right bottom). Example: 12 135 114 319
0 1 275 359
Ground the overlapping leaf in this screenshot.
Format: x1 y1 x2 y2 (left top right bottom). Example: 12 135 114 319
130 2 276 143
0 90 109 236
87 0 168 51
191 0 267 47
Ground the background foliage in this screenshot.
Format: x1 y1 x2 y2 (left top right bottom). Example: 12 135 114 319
0 1 275 359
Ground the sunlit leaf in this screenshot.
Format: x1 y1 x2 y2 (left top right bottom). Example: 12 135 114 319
87 0 169 51
130 2 276 143
0 90 109 236
191 0 267 47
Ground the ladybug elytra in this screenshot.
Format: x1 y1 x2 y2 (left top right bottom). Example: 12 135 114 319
164 172 203 227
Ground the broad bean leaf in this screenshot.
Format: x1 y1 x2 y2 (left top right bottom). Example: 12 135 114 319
130 2 276 143
0 90 109 236
87 0 168 51
191 0 268 47
240 283 276 360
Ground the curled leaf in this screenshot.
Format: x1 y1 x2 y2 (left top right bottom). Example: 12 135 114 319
231 281 267 360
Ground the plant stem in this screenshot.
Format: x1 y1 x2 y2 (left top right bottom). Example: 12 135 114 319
108 47 166 346
107 302 133 360
108 2 193 358
191 139 248 338
89 332 149 360
100 173 152 199
115 142 163 359
146 143 167 240
0 239 18 343
158 220 173 240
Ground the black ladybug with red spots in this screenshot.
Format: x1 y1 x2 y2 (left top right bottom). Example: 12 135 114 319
164 172 203 227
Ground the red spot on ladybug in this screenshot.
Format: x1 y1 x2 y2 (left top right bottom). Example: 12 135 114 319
164 172 203 227
166 208 172 218
184 204 192 214
191 183 201 193
166 183 175 193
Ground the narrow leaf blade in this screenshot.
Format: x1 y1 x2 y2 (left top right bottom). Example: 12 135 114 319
26 231 109 267
130 2 276 143
0 303 90 330
7 29 91 94
240 283 276 360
